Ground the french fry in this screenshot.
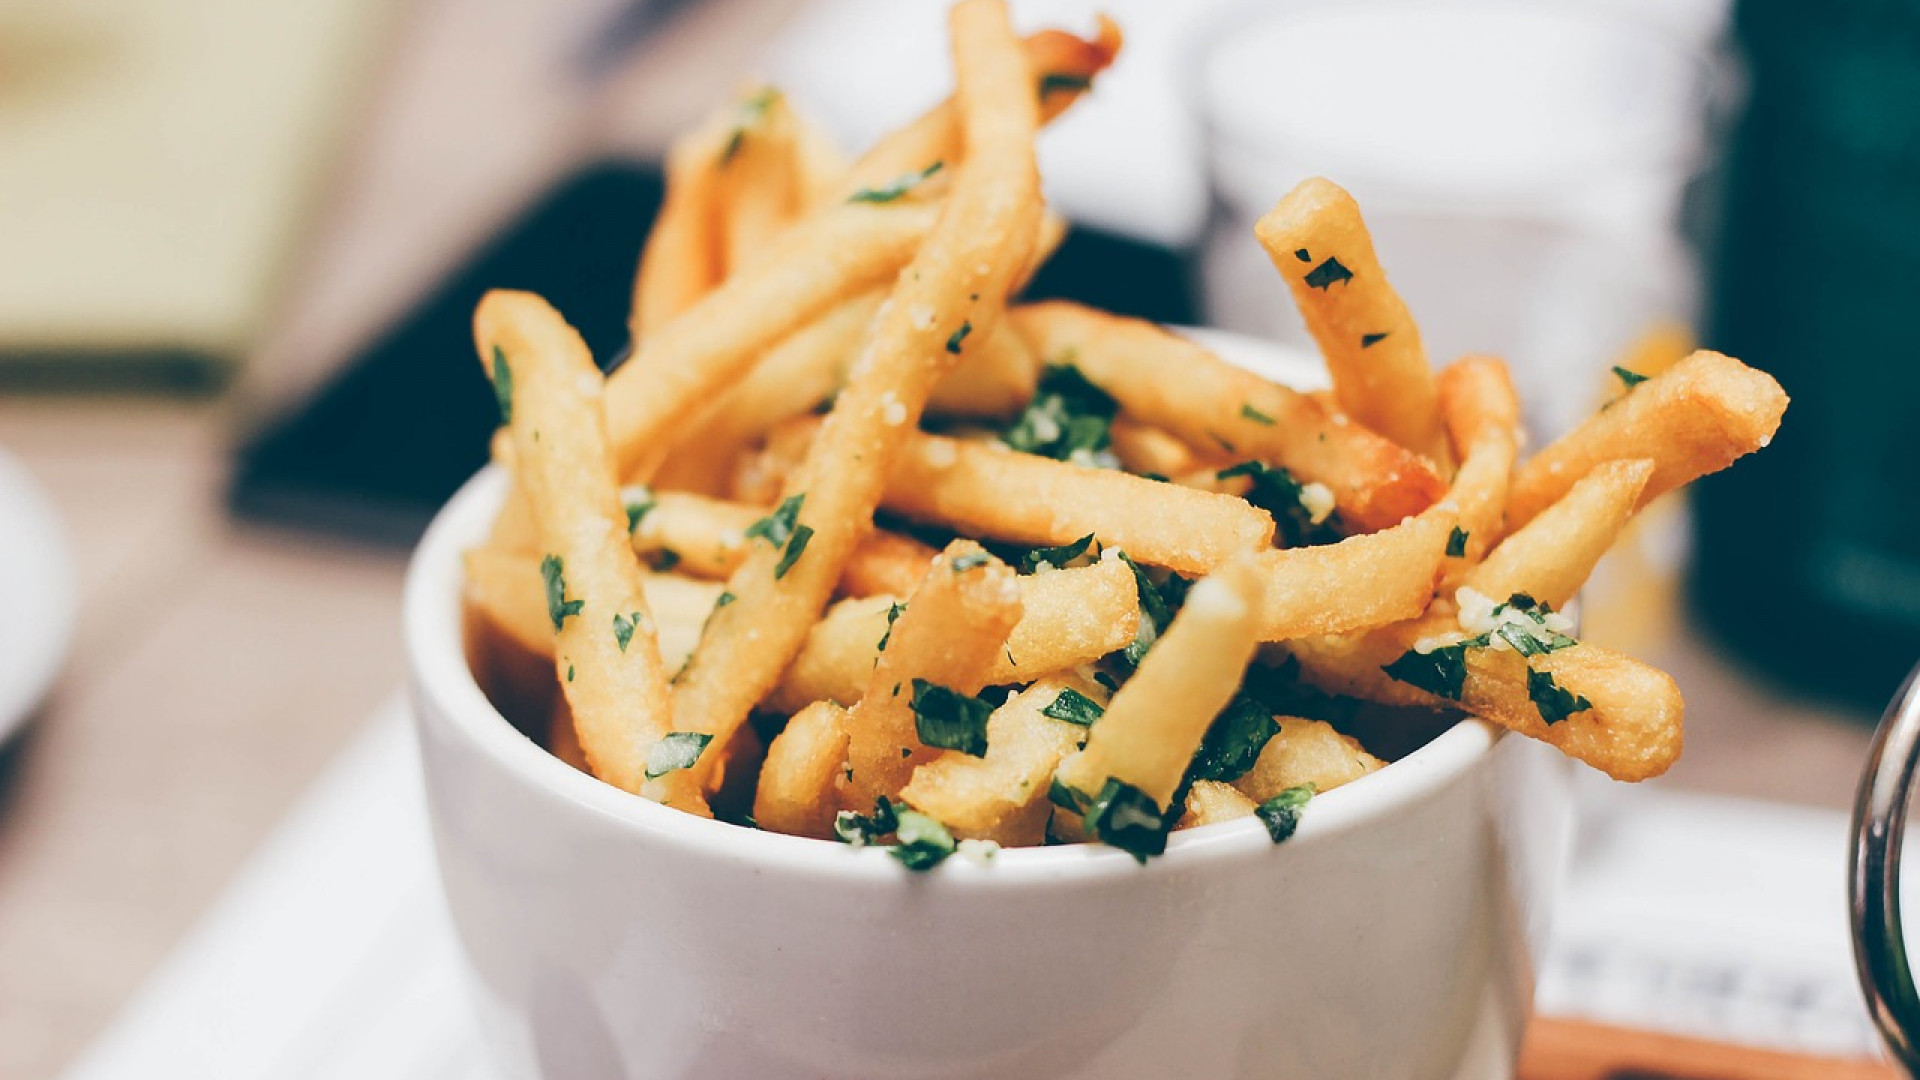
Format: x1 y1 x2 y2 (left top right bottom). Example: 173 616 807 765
474 290 704 813
631 108 731 339
770 557 1141 713
835 528 944 598
1254 177 1449 464
715 88 804 275
900 675 1094 845
926 318 1040 418
1055 557 1267 810
549 694 590 774
1436 355 1523 573
1177 780 1259 829
753 700 851 839
1109 419 1209 478
886 430 1275 575
1286 615 1683 781
1466 458 1654 611
841 541 1023 811
463 547 722 670
1010 301 1446 531
1231 717 1382 804
836 20 1121 197
1507 350 1788 527
1251 507 1454 640
627 488 937 594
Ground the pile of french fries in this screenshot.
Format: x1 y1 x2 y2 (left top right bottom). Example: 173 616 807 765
461 1 1788 868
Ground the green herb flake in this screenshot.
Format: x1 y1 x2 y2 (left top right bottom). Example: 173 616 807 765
911 679 993 757
833 796 899 847
647 548 681 573
1048 775 1091 815
612 611 644 652
644 732 713 779
774 524 814 578
716 591 736 608
951 550 990 572
1020 533 1096 574
540 555 584 630
490 346 513 425
1189 694 1280 783
1041 687 1105 727
1446 526 1469 558
889 809 957 871
1255 784 1315 844
1527 668 1592 724
1218 460 1337 546
1304 256 1353 290
849 160 943 204
745 493 805 548
1613 365 1649 389
877 601 907 652
566 663 574 683
1084 778 1170 863
718 88 777 166
1240 402 1276 425
1381 636 1488 700
1002 364 1118 464
945 321 973 355
1293 248 1311 263
623 486 657 533
1360 332 1390 349
1038 72 1092 98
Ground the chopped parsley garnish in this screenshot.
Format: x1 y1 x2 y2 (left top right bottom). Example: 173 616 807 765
540 555 584 630
566 663 574 682
746 493 805 548
1304 256 1352 290
1218 460 1335 546
1255 784 1315 844
1084 778 1171 863
1002 363 1118 465
951 550 990 572
716 591 736 608
849 160 943 204
646 548 681 573
718 88 777 165
1049 775 1091 815
1020 533 1096 573
834 796 898 846
945 321 972 354
1527 669 1592 724
1612 365 1649 389
1446 526 1469 558
1293 248 1311 263
774 525 813 578
877 601 906 652
1038 72 1092 98
1189 693 1279 783
1483 593 1578 657
612 611 644 652
1240 402 1276 425
1041 687 1104 727
644 732 712 779
1381 636 1487 700
490 347 513 424
911 679 993 757
1116 553 1189 667
623 487 657 533
1360 332 1390 348
889 809 957 871
1093 670 1121 695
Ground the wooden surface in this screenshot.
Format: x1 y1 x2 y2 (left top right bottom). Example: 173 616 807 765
0 3 1891 1080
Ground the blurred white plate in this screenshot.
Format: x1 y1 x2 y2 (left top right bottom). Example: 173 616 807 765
0 448 78 742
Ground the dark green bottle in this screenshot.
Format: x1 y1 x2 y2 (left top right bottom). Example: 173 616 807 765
1693 0 1920 709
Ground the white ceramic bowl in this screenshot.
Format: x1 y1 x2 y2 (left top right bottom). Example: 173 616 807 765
406 337 1574 1080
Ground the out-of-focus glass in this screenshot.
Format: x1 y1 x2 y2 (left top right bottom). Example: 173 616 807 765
1192 1 1722 437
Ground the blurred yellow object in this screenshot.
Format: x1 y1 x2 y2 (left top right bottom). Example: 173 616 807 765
0 0 395 388
1576 322 1697 654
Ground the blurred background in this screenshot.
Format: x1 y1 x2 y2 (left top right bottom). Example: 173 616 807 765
2 0 1918 1076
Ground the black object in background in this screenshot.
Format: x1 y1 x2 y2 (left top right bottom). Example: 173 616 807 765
230 159 1198 545
1692 0 1920 711
231 161 663 544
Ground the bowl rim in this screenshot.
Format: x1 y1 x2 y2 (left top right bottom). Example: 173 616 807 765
404 334 1503 889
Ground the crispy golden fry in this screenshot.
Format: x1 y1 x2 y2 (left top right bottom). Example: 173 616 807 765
1110 419 1209 478
607 200 941 479
462 547 722 670
842 541 1023 811
753 700 851 839
836 528 943 598
1435 355 1522 573
886 430 1274 575
927 318 1040 418
770 557 1141 713
1466 458 1653 611
1010 301 1445 532
900 676 1094 845
1231 717 1382 804
715 88 805 275
1251 507 1454 640
1254 178 1449 464
1055 557 1267 809
667 1 1045 793
474 290 703 812
1177 780 1259 829
1287 615 1683 782
1438 354 1521 460
836 19 1121 197
631 109 731 339
1508 350 1788 527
